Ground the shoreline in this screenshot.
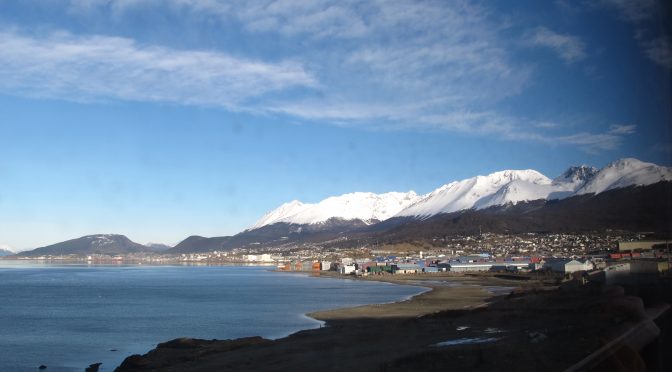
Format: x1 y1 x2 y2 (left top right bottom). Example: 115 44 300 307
270 269 518 322
306 272 511 321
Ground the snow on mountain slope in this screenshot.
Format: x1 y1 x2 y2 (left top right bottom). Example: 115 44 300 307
396 170 552 218
475 165 603 209
251 200 309 229
577 158 672 195
396 159 670 218
473 179 559 210
250 191 419 229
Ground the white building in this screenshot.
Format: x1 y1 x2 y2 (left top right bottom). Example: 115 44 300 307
340 264 357 274
543 258 593 274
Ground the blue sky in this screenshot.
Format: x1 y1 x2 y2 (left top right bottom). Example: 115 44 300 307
0 0 670 250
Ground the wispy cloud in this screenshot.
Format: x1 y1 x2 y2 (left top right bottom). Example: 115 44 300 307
0 29 317 108
68 0 369 39
378 110 626 152
597 0 669 69
598 0 658 23
535 122 561 129
236 1 369 39
642 37 672 68
609 124 637 135
63 0 532 101
555 132 622 152
653 143 672 154
0 1 636 153
525 27 586 64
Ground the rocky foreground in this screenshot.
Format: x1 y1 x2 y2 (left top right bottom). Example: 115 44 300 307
115 275 671 372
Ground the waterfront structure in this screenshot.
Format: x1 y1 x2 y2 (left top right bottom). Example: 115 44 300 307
543 258 593 274
445 262 494 272
395 263 421 274
438 259 530 272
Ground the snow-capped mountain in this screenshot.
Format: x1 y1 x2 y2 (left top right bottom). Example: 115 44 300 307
250 191 420 229
576 158 672 195
397 159 670 218
396 170 552 218
250 158 672 229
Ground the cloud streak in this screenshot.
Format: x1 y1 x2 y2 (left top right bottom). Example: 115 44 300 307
525 27 586 63
415 112 625 151
598 0 658 23
609 124 637 135
643 37 672 68
0 30 317 108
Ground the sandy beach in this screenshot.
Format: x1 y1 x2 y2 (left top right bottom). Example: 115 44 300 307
309 273 512 320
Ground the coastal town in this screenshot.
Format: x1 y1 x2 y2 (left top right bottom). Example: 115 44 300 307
11 232 671 286
170 235 672 285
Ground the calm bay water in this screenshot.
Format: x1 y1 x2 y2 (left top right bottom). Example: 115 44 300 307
0 262 423 371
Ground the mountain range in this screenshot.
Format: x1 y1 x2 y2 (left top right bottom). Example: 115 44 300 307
252 158 670 226
9 158 672 256
164 157 671 253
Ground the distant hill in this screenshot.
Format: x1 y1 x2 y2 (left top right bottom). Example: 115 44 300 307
145 243 173 252
165 218 371 254
16 234 152 257
167 236 232 254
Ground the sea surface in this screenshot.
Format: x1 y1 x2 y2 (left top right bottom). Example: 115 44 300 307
0 262 424 371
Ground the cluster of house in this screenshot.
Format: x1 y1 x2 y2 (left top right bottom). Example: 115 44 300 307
278 255 586 275
277 240 672 284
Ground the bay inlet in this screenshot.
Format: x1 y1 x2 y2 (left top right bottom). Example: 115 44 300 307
0 263 423 371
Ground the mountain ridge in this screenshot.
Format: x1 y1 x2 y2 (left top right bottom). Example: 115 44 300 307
252 158 671 229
